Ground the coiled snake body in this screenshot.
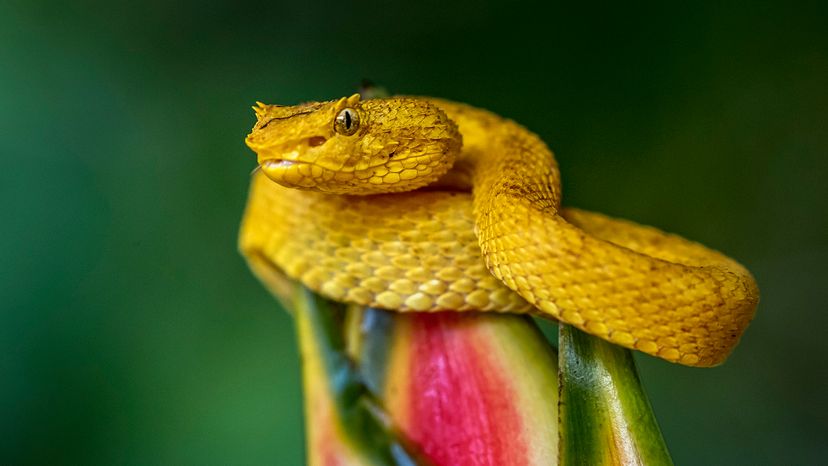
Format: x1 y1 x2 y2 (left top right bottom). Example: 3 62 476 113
240 94 758 366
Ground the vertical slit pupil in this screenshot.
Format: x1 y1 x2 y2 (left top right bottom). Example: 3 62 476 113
344 110 352 128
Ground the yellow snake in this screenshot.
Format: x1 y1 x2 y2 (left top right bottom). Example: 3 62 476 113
239 93 759 367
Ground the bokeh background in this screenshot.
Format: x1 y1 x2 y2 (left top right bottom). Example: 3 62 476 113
2 0 826 464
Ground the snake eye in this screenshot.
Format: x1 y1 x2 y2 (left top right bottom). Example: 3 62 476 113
334 108 360 136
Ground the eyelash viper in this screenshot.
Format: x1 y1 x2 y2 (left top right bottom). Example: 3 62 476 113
239 94 759 367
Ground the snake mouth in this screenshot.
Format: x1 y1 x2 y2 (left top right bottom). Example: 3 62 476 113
260 159 300 178
259 158 318 186
261 159 296 170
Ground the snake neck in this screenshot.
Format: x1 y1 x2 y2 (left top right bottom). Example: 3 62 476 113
428 99 562 217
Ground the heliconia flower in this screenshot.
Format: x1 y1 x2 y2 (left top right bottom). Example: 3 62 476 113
350 308 560 466
290 287 671 466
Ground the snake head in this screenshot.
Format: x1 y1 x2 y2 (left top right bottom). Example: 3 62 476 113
245 94 462 194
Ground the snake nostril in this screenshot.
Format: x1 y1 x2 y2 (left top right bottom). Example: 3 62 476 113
308 136 327 147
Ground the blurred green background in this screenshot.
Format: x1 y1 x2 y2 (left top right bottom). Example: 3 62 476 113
2 0 826 464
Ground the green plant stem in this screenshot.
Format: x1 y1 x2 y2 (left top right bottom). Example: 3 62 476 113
558 324 673 466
